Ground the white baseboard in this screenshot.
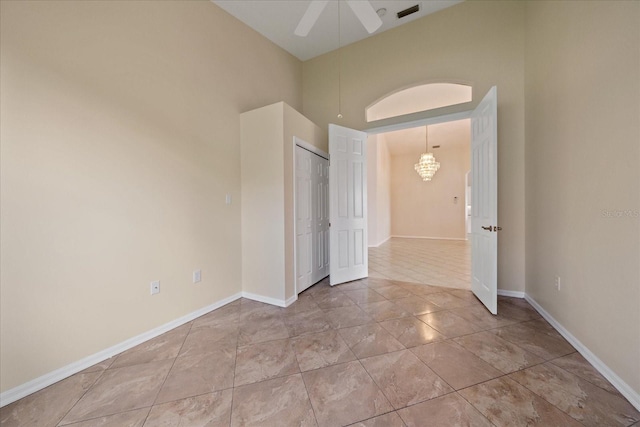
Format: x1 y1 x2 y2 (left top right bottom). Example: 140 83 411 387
284 294 298 307
0 292 243 408
497 289 525 298
390 235 467 241
241 291 289 308
525 294 640 412
368 236 391 248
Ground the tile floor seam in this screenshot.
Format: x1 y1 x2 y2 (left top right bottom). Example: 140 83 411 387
146 388 235 407
355 357 395 417
546 352 629 397
58 406 152 427
149 321 193 408
60 404 152 426
452 390 500 427
404 348 462 396
298 370 320 426
505 372 590 426
486 327 569 362
344 408 399 426
533 359 640 426
137 406 154 427
54 363 107 427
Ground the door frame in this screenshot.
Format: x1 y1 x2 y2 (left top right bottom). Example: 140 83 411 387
293 108 481 295
365 110 472 135
365 109 480 291
293 136 329 296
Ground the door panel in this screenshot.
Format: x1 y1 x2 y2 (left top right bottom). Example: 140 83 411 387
312 153 330 283
329 124 368 285
471 86 498 314
295 146 313 293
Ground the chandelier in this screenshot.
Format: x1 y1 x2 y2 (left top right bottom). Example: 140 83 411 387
414 126 440 181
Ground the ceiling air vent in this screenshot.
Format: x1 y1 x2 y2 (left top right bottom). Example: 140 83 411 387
397 4 420 19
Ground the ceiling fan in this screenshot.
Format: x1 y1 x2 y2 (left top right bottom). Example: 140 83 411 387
295 0 383 37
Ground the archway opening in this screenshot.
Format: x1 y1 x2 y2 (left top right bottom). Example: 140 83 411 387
366 82 472 122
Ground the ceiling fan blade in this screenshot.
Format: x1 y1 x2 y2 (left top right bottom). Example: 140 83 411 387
295 0 329 37
346 0 383 34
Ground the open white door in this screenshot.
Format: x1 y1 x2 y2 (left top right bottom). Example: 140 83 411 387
329 124 368 285
471 86 498 314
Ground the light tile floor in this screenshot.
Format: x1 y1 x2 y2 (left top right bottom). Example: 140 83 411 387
369 238 471 289
2 277 639 426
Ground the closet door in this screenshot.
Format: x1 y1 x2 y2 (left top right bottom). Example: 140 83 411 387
295 146 313 293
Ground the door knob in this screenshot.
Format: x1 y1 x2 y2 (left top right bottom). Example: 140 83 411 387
481 226 492 231
496 226 502 231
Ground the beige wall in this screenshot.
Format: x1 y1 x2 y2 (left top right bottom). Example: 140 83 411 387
390 143 470 239
0 1 302 393
241 102 324 303
303 1 526 292
525 1 640 396
367 135 391 247
240 104 286 301
376 135 392 245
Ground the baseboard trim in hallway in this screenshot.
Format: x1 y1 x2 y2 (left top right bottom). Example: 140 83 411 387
0 292 243 408
390 235 467 241
525 294 640 412
497 289 525 298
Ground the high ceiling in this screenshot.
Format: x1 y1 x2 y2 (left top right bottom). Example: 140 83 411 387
212 1 462 61
384 119 470 156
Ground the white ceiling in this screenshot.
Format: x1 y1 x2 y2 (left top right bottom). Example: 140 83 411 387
212 1 463 61
384 119 470 156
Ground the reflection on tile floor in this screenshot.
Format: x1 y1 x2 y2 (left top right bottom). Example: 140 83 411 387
369 238 471 289
2 276 639 426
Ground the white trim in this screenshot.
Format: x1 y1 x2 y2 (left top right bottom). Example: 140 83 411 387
0 292 243 408
241 291 288 308
293 138 299 296
497 289 525 298
294 136 328 160
368 235 391 248
391 235 467 241
284 294 298 307
525 294 640 412
365 109 472 135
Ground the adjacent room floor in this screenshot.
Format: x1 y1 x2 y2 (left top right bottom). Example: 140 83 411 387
2 277 638 426
369 238 471 289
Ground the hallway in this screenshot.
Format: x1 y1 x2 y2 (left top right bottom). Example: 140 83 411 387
369 238 471 290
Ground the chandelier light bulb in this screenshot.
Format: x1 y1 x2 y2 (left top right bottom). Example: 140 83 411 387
415 126 440 181
414 153 440 181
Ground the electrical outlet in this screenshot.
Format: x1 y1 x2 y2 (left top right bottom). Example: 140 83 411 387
193 269 201 283
554 276 561 291
225 194 232 205
150 280 160 295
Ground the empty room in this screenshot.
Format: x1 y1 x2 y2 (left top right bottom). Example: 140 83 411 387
1 1 638 426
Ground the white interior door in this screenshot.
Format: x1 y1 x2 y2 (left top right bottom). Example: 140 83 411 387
295 146 313 293
313 155 330 282
471 86 498 314
329 124 368 285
